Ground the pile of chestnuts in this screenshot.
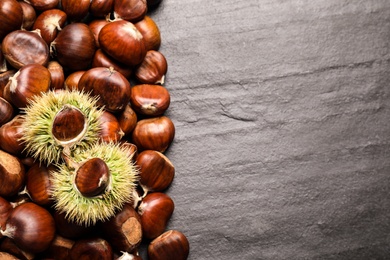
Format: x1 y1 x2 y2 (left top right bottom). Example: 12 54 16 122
0 0 190 259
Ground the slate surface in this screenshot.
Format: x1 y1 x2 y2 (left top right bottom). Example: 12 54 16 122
144 1 390 259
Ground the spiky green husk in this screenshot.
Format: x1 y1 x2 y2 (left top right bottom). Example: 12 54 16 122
20 90 103 165
51 142 139 226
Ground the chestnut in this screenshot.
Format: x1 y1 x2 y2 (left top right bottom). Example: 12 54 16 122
74 158 111 197
0 115 26 156
25 0 59 11
118 103 138 136
99 111 125 143
1 202 56 253
0 149 25 198
25 163 54 206
130 84 170 116
0 45 7 73
51 23 97 71
138 192 174 240
32 9 67 45
1 30 49 69
99 19 146 67
0 196 13 229
113 0 147 23
101 203 143 253
90 0 114 18
148 230 190 260
61 0 91 22
4 63 51 108
0 70 16 98
78 67 131 113
132 116 175 153
88 19 109 48
69 237 113 260
0 0 23 41
47 60 65 90
0 97 14 126
136 150 175 194
92 49 133 79
64 70 85 90
134 16 161 51
134 50 168 84
19 2 36 30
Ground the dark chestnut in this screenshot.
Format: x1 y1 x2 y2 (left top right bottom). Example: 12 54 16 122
130 84 170 116
75 158 110 197
1 30 49 69
25 0 59 11
132 116 175 152
113 0 147 23
33 9 67 45
61 0 91 22
0 97 14 126
136 150 174 193
19 2 36 30
51 23 97 71
99 20 146 67
69 237 113 260
148 230 190 260
138 192 174 240
90 0 114 18
78 67 131 113
0 0 23 42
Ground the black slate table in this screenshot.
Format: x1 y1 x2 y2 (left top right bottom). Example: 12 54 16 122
145 1 390 259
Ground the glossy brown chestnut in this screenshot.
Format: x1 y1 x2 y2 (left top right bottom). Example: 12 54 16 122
99 111 125 143
0 196 13 229
51 23 97 71
78 67 131 113
51 105 86 143
33 9 67 45
1 202 56 254
119 141 138 161
148 230 190 260
99 20 146 67
90 0 114 18
0 149 25 198
75 158 110 197
132 116 175 153
0 45 6 73
1 30 49 69
64 71 85 90
69 237 113 260
0 0 23 41
61 0 91 22
130 84 170 116
47 61 65 90
0 97 14 126
25 163 53 206
88 19 109 48
5 63 51 108
0 70 16 98
0 115 26 156
118 103 138 136
113 0 147 23
136 150 175 193
19 2 36 30
135 50 168 84
134 16 161 51
101 203 142 253
25 0 59 11
92 49 133 79
138 192 174 240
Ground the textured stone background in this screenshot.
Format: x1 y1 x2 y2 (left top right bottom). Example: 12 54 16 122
144 1 390 259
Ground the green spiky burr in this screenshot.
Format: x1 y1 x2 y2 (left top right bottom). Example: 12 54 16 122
20 90 103 165
50 142 139 226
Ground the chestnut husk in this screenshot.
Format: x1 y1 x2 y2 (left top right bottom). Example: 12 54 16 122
0 0 23 41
